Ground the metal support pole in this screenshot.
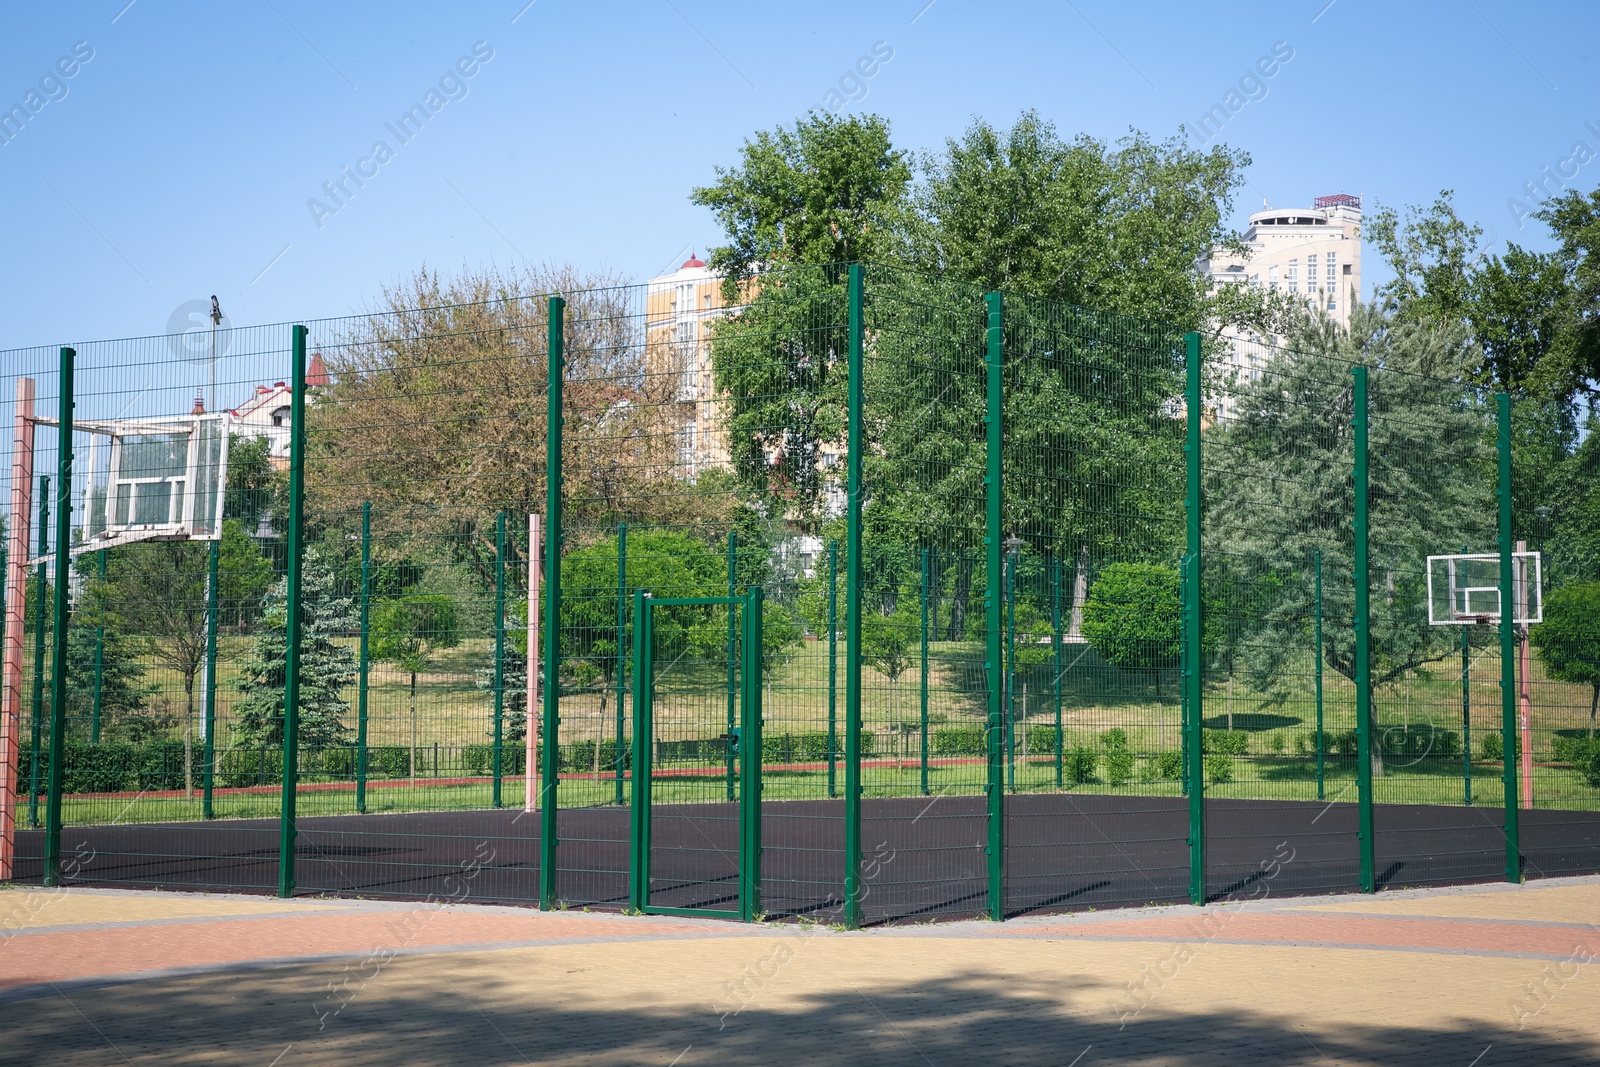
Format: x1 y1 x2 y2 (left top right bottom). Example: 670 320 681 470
28 476 48 830
540 296 565 910
1497 392 1520 882
1517 539 1534 811
920 546 930 797
1183 333 1206 905
843 264 866 929
91 550 105 744
725 530 737 802
43 349 74 887
628 589 649 912
984 290 1005 921
615 522 627 807
740 586 765 922
827 539 838 799
202 539 219 819
277 327 309 898
1005 545 1017 793
0 378 37 881
356 502 371 814
1462 617 1472 807
1352 365 1375 894
1315 549 1324 801
492 510 507 809
1052 555 1063 790
526 513 539 814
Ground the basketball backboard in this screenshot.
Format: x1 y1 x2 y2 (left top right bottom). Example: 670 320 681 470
30 411 231 562
1426 551 1542 625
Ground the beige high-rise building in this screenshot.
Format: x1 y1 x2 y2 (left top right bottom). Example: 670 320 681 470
1201 193 1364 405
645 254 735 476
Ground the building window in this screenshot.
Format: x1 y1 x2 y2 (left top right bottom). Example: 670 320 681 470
1287 259 1298 293
270 407 289 427
1268 265 1279 291
1326 252 1338 310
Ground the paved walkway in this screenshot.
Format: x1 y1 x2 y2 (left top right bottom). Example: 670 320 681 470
3 878 1598 1065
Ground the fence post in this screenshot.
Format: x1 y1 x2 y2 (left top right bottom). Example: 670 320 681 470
1497 392 1521 882
1352 364 1375 894
1052 554 1063 789
740 586 764 922
1315 549 1324 801
844 263 865 930
614 522 627 807
1183 331 1205 906
356 501 371 814
42 347 74 887
920 546 930 797
1005 542 1016 794
628 588 648 911
1461 615 1472 806
492 509 507 809
726 529 737 802
92 549 106 743
984 289 1005 921
28 475 49 830
278 326 309 899
540 296 565 911
827 539 838 799
202 539 219 819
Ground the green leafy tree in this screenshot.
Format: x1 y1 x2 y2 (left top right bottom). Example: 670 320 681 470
233 548 358 752
224 434 285 534
1531 582 1600 736
1533 187 1600 404
63 583 155 741
370 593 460 782
217 518 276 628
1081 562 1181 675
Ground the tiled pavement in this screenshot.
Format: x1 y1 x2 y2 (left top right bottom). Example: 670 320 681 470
2 878 1598 1065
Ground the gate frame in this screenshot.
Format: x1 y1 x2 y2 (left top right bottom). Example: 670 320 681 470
629 589 764 921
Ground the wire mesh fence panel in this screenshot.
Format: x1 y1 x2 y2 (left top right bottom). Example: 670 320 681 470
1514 396 1600 879
300 298 547 903
1201 336 1362 900
5 327 297 892
1366 366 1506 889
853 264 991 923
997 293 1193 914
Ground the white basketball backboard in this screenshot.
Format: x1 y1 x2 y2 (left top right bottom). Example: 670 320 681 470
1426 551 1542 625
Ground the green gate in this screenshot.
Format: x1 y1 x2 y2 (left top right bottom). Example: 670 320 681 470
629 590 764 921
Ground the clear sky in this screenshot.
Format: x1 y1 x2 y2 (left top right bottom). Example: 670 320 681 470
3 0 1598 350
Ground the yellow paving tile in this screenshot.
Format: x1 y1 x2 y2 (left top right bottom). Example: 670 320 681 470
1285 882 1600 925
0 887 342 930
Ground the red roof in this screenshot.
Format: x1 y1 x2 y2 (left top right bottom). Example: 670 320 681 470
306 352 330 387
681 254 705 269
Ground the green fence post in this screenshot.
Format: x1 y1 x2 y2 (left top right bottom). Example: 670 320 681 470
827 539 838 799
1052 555 1063 790
920 546 930 797
615 522 627 807
1183 332 1205 906
1352 364 1375 894
278 326 309 899
91 549 105 743
1497 392 1521 882
628 589 649 912
1315 549 1324 801
492 510 507 809
1179 552 1188 799
1462 618 1472 807
725 529 737 802
42 348 74 887
540 296 565 911
356 502 371 814
984 289 1005 921
27 475 48 830
202 539 219 819
844 263 865 930
740 587 765 922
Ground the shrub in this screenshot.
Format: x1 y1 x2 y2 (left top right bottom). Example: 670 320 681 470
1104 748 1135 786
1205 754 1234 784
1027 725 1060 754
763 731 833 763
1553 736 1600 766
220 746 283 787
1100 727 1129 751
933 727 988 756
1480 732 1503 761
1329 729 1359 757
376 745 410 778
1067 745 1097 784
135 741 192 791
463 744 494 775
1269 733 1286 754
1203 729 1249 756
1081 563 1180 671
319 746 357 779
1154 750 1184 780
1585 749 1600 789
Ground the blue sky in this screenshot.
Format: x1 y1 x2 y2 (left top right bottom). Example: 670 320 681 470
2 0 1597 350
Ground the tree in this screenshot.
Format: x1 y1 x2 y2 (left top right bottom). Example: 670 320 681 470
233 548 358 752
691 111 912 280
1081 563 1181 675
224 434 285 535
217 518 276 628
370 594 460 783
1531 583 1600 736
63 581 155 742
1533 187 1600 404
1368 190 1484 334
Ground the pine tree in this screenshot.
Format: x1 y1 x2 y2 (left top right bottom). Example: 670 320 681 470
233 548 356 749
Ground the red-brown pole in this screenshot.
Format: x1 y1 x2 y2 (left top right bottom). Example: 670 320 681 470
0 377 36 879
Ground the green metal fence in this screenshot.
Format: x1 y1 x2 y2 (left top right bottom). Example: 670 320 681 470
4 261 1599 924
